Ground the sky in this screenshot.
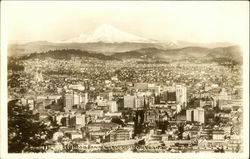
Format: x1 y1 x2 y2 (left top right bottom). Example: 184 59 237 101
3 1 249 44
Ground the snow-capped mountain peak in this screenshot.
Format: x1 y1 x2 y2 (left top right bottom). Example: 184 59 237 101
60 24 152 43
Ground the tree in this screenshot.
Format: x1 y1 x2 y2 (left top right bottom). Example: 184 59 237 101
111 117 125 126
177 124 184 139
8 100 55 153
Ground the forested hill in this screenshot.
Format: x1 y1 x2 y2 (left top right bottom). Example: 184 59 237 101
19 49 117 61
16 45 242 66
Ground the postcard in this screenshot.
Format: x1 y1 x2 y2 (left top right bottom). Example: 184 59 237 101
1 1 249 159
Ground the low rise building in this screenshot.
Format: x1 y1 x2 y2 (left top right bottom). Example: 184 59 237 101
109 129 131 142
212 130 225 140
86 110 104 119
86 122 119 132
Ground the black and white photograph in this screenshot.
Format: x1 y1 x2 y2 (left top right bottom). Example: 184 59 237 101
0 1 249 159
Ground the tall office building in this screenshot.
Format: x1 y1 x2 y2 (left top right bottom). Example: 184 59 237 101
73 93 80 105
80 92 88 109
194 108 205 123
162 91 168 102
108 101 118 112
64 94 74 112
75 114 86 128
64 92 89 111
186 109 192 121
186 108 205 123
69 114 86 128
175 84 187 107
135 96 145 109
124 95 136 108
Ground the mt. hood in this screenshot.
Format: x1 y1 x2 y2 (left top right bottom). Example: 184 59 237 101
60 24 153 43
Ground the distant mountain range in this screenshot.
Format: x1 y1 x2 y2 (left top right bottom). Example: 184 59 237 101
8 24 241 64
112 46 242 62
18 45 242 66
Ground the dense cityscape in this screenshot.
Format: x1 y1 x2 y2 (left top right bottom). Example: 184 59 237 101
8 54 243 153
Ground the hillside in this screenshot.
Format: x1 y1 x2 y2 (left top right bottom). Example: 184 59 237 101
8 42 171 56
15 45 242 66
111 45 242 65
19 49 117 61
